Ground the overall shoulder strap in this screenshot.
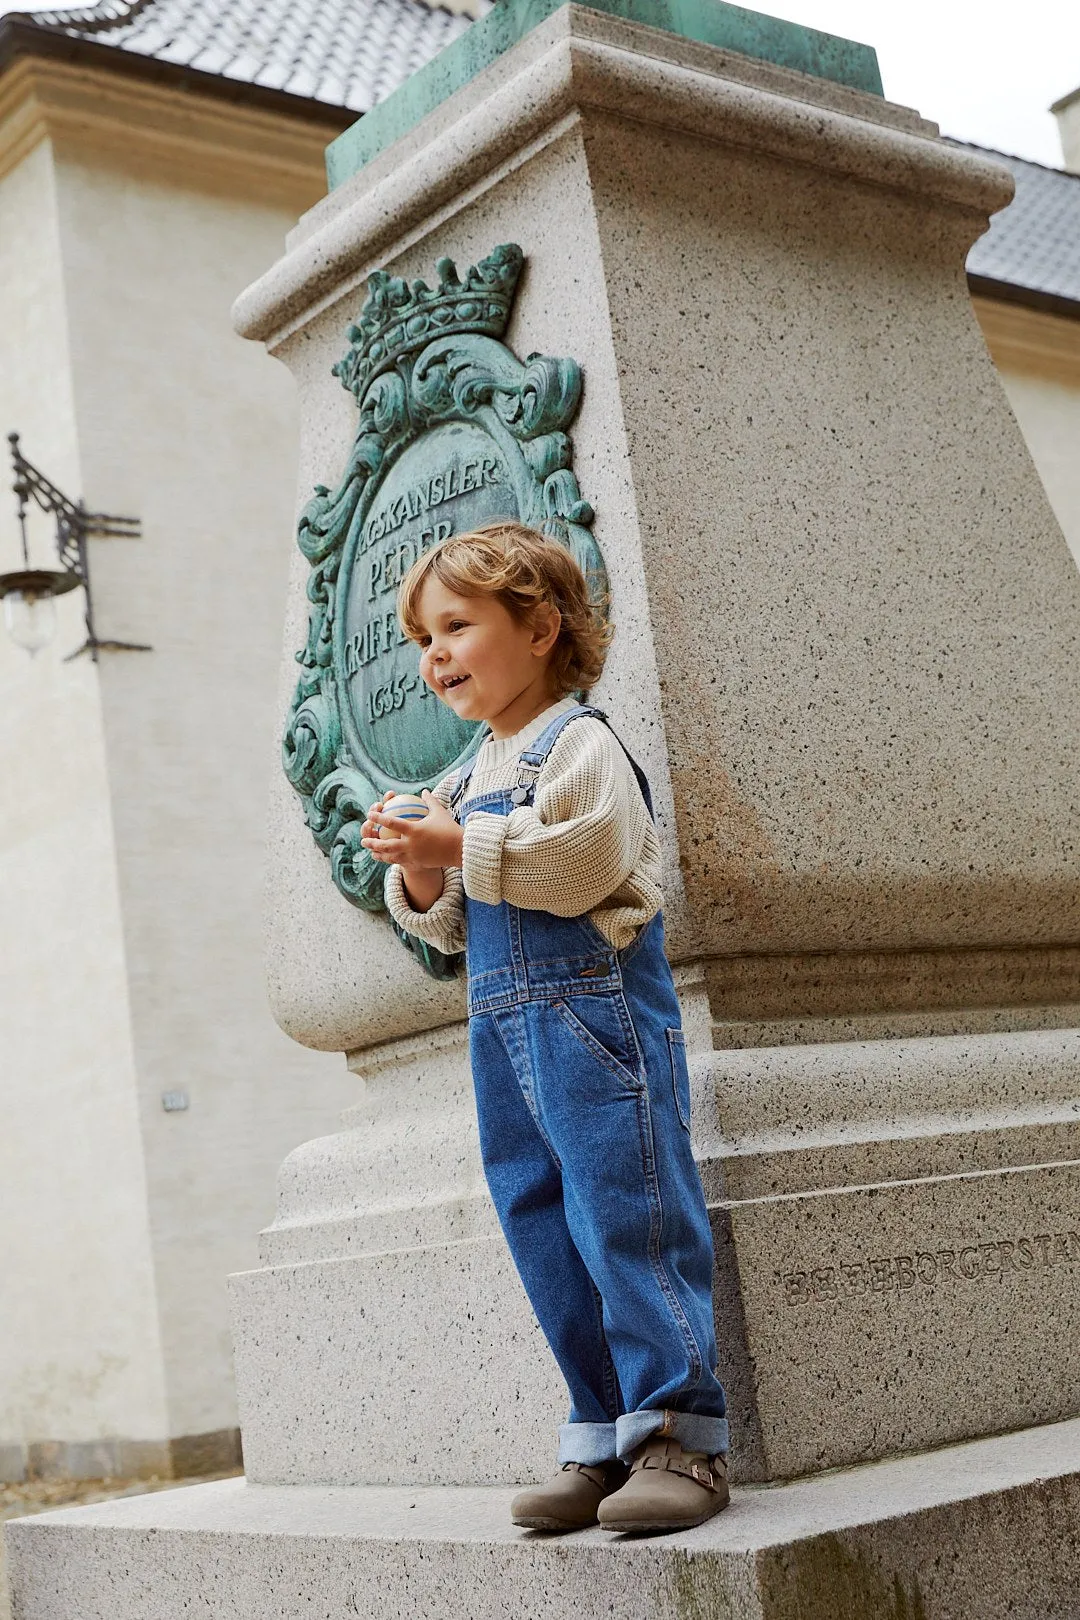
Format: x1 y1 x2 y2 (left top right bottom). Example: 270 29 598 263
597 713 655 821
517 703 600 767
512 703 655 820
509 703 597 804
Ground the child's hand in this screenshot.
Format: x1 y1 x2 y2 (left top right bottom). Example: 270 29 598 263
360 791 464 872
359 797 391 862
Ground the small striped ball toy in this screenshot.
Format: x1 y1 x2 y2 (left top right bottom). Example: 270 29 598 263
378 792 430 838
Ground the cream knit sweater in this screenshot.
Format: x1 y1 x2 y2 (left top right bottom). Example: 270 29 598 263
383 696 663 956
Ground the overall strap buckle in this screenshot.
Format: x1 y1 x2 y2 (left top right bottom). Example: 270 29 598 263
509 703 601 805
448 773 468 818
510 751 543 807
449 726 492 818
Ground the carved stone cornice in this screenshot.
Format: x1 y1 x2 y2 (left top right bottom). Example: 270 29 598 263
0 50 344 204
233 4 1014 346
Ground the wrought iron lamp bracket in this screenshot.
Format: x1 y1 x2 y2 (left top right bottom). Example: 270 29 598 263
4 432 152 662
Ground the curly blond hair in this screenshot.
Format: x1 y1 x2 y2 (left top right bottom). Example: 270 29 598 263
397 522 611 695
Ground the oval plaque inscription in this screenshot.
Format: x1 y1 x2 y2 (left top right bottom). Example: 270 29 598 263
339 423 516 783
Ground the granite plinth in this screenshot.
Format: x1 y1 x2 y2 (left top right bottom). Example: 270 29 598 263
229 1020 1080 1488
8 1417 1080 1619
117 9 1080 1617
231 1169 1080 1489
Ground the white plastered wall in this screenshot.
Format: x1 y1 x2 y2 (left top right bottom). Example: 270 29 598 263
0 138 169 1452
992 370 1080 569
1054 94 1080 174
48 148 357 1442
973 297 1080 574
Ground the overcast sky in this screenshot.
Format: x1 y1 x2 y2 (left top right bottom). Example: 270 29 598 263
772 0 1079 166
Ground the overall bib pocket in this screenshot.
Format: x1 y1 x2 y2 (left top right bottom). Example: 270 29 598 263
666 1027 692 1132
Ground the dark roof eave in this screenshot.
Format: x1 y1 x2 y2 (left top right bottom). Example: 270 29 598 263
0 15 359 133
968 271 1080 324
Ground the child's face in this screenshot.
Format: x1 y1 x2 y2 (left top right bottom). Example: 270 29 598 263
413 575 559 737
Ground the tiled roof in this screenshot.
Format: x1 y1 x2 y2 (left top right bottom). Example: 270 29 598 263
6 0 473 114
960 144 1080 311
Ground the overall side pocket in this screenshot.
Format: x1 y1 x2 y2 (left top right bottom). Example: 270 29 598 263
666 1027 692 1132
551 995 644 1093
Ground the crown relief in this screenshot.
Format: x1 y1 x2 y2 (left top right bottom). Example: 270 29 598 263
332 242 525 400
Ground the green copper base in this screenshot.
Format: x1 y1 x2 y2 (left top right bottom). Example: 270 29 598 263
326 0 883 190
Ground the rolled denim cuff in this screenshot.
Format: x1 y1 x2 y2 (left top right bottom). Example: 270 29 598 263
557 1422 618 1465
616 1409 729 1461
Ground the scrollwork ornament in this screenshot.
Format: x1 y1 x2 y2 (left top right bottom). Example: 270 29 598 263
282 244 608 950
282 686 340 799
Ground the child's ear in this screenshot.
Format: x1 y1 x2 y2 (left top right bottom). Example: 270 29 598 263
531 602 561 656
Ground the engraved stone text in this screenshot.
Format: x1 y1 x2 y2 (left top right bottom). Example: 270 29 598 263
781 1227 1080 1306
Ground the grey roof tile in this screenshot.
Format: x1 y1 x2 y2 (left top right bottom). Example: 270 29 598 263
8 0 473 114
959 143 1080 309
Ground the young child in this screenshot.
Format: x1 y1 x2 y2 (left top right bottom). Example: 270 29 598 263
361 522 729 1534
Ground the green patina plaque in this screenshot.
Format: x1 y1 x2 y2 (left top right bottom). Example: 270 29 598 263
326 0 883 189
283 242 604 924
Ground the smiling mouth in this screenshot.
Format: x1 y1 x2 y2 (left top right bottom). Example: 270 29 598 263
442 674 470 691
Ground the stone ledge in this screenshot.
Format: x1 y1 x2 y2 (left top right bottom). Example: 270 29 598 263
704 942 1080 1027
228 1155 1080 1486
6 1418 1080 1618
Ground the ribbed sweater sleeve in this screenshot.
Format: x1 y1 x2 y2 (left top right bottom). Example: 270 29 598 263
383 770 467 955
461 720 649 916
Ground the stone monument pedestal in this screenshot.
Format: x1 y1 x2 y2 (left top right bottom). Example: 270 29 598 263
9 1 1080 1613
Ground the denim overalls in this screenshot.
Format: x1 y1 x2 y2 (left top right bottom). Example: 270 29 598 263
451 704 728 1464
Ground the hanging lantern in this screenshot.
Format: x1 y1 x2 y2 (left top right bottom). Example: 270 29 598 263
0 566 81 655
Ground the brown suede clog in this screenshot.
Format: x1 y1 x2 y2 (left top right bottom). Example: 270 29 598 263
597 1436 729 1533
511 1460 629 1531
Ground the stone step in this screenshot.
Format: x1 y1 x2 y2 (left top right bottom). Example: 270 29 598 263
6 1416 1080 1619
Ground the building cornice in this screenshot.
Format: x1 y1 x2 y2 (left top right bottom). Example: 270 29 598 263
3 18 1074 333
0 22 352 204
972 293 1080 385
0 18 357 130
